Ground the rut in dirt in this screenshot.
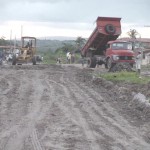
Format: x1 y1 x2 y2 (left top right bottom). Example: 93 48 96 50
0 65 150 150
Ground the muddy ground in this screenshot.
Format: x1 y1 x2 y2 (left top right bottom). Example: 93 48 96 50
0 64 150 150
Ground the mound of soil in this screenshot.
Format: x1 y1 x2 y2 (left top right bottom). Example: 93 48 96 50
76 67 150 124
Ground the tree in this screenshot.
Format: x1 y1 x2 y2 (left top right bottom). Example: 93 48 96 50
61 43 75 53
75 36 86 51
127 29 139 39
127 29 139 50
0 36 7 45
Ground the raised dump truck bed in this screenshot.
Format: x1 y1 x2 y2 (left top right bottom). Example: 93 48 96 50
81 17 121 57
81 17 135 71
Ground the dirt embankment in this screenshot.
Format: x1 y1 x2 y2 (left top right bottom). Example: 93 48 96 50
0 64 150 150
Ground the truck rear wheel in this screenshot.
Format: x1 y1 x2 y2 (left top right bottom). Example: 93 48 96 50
87 56 96 68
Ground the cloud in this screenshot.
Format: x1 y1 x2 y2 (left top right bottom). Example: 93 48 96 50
0 0 149 39
0 0 149 25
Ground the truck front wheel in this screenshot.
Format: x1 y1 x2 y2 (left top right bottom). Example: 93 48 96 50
87 56 96 68
107 58 112 70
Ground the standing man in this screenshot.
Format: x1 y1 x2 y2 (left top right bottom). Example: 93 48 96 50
66 52 72 64
135 51 142 76
66 52 70 63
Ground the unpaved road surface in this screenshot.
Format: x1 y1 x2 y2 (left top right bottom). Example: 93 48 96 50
0 64 150 150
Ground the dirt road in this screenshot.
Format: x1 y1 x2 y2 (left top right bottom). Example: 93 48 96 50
0 64 150 150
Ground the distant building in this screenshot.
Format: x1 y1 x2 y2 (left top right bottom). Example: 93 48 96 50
119 37 150 54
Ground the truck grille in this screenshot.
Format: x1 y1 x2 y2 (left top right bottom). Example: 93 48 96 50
119 56 133 60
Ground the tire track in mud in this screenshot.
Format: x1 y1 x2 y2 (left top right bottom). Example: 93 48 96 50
1 68 65 150
47 70 116 149
57 77 117 149
65 79 149 150
0 70 45 150
80 80 150 149
0 71 22 147
1 65 150 150
31 129 43 150
46 69 119 149
68 74 150 149
26 71 46 150
33 70 92 149
50 67 150 150
46 76 101 149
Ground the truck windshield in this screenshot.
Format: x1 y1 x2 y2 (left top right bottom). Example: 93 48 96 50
112 42 132 50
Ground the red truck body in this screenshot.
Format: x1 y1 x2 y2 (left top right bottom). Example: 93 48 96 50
81 17 135 70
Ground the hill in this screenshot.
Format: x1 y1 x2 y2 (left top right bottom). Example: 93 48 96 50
36 39 76 52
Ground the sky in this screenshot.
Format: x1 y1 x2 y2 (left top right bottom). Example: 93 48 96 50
0 0 150 40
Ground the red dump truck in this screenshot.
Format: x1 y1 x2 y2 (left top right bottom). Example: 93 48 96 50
81 17 135 71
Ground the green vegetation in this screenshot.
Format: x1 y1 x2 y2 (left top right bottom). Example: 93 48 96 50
39 50 57 64
36 36 85 64
1 36 85 64
99 71 150 84
0 37 10 45
37 47 81 64
127 29 139 39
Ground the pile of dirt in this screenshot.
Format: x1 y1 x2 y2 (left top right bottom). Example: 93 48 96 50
76 68 150 125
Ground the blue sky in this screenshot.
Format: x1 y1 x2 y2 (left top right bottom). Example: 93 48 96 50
0 0 150 39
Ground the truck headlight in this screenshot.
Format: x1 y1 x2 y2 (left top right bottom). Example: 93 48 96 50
112 55 119 60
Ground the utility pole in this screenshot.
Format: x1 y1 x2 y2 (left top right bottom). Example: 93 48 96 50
21 25 23 47
21 25 23 38
10 30 12 50
14 35 16 50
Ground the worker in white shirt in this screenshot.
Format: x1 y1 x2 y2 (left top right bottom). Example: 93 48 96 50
135 51 142 76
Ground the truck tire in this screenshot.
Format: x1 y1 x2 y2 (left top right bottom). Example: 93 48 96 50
107 58 112 70
32 56 36 65
12 55 16 65
105 24 116 34
87 56 96 68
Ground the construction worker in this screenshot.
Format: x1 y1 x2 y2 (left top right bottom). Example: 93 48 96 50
56 57 61 64
135 51 142 76
66 52 71 64
25 42 30 48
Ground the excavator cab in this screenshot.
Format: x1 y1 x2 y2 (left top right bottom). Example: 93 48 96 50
12 36 37 65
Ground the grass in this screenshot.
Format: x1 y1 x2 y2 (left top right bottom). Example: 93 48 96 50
37 50 81 65
99 71 150 84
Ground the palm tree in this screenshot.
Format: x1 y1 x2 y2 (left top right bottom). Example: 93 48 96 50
0 36 7 45
127 29 139 50
127 29 139 39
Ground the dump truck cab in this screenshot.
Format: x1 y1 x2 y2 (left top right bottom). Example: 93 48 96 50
105 40 135 69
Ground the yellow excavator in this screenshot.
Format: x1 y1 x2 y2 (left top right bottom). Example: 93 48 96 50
12 36 37 65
